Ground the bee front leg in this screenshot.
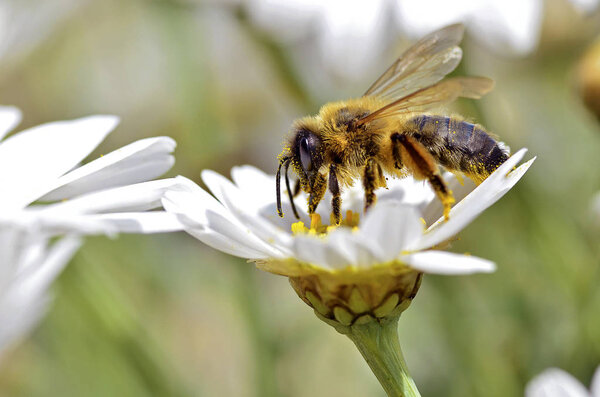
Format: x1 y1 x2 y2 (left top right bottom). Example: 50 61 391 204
363 158 380 212
293 179 301 198
391 133 455 220
308 172 327 215
329 164 342 225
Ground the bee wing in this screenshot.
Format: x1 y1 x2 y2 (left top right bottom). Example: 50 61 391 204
363 24 465 101
357 77 494 124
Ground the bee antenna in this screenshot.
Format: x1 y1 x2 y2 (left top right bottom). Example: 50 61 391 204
276 158 286 218
284 160 300 219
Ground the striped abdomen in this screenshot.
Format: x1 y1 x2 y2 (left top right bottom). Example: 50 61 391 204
407 115 509 180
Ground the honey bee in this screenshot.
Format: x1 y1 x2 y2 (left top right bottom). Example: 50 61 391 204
276 24 509 225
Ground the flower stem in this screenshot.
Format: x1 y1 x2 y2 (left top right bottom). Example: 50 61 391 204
339 316 421 397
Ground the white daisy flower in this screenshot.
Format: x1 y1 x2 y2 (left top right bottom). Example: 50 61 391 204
0 105 183 357
395 0 544 57
163 148 534 324
0 0 84 68
526 366 600 397
247 0 389 79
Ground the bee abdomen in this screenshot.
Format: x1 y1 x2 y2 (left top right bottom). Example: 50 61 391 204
408 115 509 178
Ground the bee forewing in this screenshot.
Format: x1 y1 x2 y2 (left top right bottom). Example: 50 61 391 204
358 77 494 123
364 24 465 101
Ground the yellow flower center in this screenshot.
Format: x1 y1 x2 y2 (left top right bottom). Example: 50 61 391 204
291 210 360 236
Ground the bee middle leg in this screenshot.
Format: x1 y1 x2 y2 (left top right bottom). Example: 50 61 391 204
363 157 383 212
391 133 455 220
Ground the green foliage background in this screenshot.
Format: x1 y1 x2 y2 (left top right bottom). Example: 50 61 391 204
1 1 599 396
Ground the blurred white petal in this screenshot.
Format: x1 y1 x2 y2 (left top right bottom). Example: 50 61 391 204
0 115 119 211
318 0 388 78
592 366 600 397
526 368 590 397
568 0 600 14
0 105 21 140
43 178 184 215
0 108 180 360
0 235 81 356
403 251 496 275
87 212 182 234
13 236 81 301
41 137 175 200
395 0 543 56
0 0 84 67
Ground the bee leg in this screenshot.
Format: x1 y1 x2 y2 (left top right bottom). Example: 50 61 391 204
292 179 301 198
329 164 342 225
391 133 455 220
308 173 327 214
363 158 379 212
283 160 300 219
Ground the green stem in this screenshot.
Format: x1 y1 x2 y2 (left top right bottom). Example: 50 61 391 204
335 316 421 397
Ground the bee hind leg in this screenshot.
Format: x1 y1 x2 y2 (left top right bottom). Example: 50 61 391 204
391 133 455 220
329 164 342 225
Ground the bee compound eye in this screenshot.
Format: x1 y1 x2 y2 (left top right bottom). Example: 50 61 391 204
299 137 312 173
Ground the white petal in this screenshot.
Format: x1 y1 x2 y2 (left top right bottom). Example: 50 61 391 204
382 176 435 207
0 226 22 290
201 170 232 207
230 165 310 231
85 212 183 234
162 187 278 258
162 177 236 226
203 168 270 215
327 229 380 267
185 227 270 260
14 235 81 298
402 251 496 275
40 137 175 200
412 149 534 251
421 173 476 225
0 106 21 141
568 0 600 13
231 165 275 205
0 292 49 358
292 235 349 269
358 202 423 262
591 366 600 397
0 115 119 211
42 178 184 215
469 0 543 56
26 213 118 236
203 170 291 256
0 236 81 357
395 0 543 56
525 368 590 397
318 0 387 79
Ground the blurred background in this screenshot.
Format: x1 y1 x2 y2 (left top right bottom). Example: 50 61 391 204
1 0 600 396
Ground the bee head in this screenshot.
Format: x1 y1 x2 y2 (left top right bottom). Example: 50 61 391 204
276 126 324 219
291 127 324 190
